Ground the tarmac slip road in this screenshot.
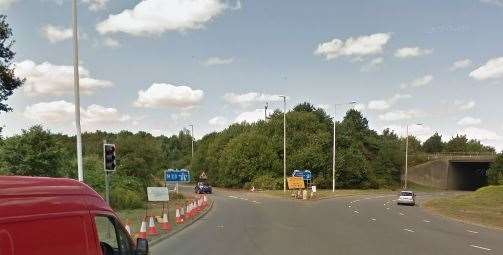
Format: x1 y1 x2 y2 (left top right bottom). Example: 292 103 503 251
151 190 502 255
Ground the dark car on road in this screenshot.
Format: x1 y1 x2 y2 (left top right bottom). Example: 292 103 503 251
195 181 212 194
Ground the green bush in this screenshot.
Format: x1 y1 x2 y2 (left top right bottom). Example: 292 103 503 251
248 175 282 190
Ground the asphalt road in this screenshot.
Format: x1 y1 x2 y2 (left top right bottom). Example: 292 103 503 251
152 188 502 255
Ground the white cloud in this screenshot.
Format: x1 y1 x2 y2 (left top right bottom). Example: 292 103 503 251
469 57 503 80
41 25 72 43
202 57 234 66
378 110 422 122
96 0 228 36
456 127 502 141
24 100 130 124
103 37 121 48
314 33 391 60
457 116 481 126
367 94 411 111
480 0 503 7
454 100 476 111
382 124 433 141
368 100 390 110
353 103 366 111
134 83 204 109
82 0 109 11
223 92 283 106
209 116 228 126
235 109 265 123
449 59 472 71
360 57 383 72
316 104 330 112
14 60 113 96
0 0 18 10
400 75 434 89
394 47 433 58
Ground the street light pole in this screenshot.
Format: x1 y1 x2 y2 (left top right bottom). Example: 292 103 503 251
189 124 194 158
280 96 287 192
72 0 84 182
332 101 357 192
404 123 423 189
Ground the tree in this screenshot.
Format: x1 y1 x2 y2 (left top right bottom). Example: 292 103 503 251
0 15 24 113
422 132 443 153
487 153 503 185
0 126 70 176
444 135 468 152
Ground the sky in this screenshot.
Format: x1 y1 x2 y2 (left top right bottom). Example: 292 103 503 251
1 0 503 150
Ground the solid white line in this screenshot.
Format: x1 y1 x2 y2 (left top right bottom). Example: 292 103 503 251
469 245 491 251
423 220 431 223
466 230 479 234
403 228 415 233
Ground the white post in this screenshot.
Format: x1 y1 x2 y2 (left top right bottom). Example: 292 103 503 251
404 124 409 189
72 0 84 182
283 97 287 192
332 104 336 192
190 125 194 158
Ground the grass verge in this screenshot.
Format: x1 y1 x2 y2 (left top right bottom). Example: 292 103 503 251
262 189 393 200
423 185 503 229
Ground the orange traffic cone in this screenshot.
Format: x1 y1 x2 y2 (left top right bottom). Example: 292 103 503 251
138 219 148 239
125 219 132 235
203 195 208 207
160 213 171 231
175 208 183 224
147 216 159 236
186 203 191 219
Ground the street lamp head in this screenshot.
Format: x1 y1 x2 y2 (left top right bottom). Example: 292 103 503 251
349 101 357 104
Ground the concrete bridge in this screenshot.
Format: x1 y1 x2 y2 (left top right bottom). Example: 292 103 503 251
408 153 496 190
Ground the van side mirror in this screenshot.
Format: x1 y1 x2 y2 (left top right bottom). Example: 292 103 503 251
135 238 149 255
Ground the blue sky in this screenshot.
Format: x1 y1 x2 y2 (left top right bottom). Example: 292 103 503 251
1 0 503 150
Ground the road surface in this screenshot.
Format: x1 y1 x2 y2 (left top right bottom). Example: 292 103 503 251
152 188 502 255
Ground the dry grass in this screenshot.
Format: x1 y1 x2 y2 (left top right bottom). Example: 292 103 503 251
424 185 503 229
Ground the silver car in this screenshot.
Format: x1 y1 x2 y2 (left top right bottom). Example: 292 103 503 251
397 191 416 206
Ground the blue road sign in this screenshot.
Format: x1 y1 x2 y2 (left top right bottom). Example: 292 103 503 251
165 169 191 182
292 169 312 181
303 170 312 181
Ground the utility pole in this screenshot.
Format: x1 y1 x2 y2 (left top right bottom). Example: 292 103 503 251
333 101 357 192
264 102 269 120
280 96 287 192
404 123 423 189
72 0 83 182
189 124 194 158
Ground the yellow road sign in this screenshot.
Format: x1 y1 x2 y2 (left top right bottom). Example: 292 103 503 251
287 177 305 189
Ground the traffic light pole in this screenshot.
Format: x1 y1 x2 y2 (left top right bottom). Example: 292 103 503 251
103 140 110 205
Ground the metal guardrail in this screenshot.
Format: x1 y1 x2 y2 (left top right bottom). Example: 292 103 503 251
410 152 496 161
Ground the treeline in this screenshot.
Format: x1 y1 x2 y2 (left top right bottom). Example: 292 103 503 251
0 103 501 206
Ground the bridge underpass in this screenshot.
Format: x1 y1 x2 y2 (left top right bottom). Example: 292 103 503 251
408 155 495 190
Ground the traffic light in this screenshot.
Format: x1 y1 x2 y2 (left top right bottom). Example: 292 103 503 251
104 144 116 171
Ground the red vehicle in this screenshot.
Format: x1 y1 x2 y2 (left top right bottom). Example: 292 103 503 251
0 176 148 255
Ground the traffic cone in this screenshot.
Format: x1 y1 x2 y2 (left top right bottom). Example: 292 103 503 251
147 216 159 236
125 219 132 235
175 208 183 224
180 206 185 220
203 195 208 207
186 203 192 219
138 219 148 239
160 213 171 231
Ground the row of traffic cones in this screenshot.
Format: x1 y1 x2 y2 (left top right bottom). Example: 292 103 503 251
125 195 209 239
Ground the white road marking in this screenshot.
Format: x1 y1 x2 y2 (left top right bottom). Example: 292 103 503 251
251 200 261 204
386 207 390 210
353 210 360 214
469 245 491 251
370 218 376 221
228 195 238 199
423 220 431 223
403 228 415 233
466 230 479 234
399 212 405 216
216 225 224 228
383 203 387 206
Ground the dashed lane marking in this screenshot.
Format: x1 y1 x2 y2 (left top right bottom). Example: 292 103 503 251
386 207 390 210
228 195 238 199
403 228 415 233
370 218 376 221
423 220 431 223
466 230 479 234
399 212 405 216
353 210 360 214
469 245 491 251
